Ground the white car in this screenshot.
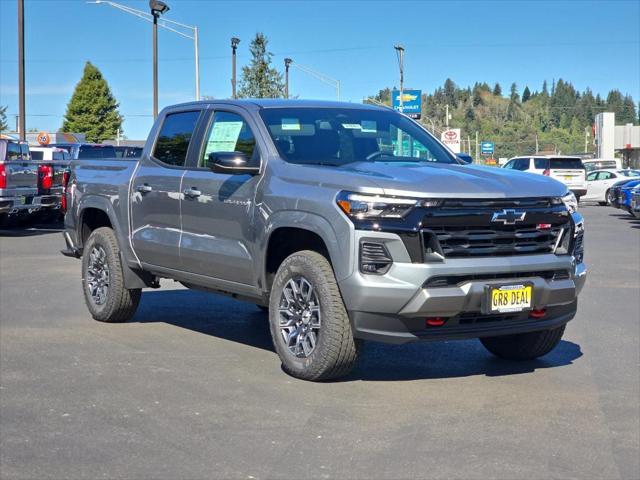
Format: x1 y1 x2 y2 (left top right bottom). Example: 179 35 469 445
503 156 587 199
583 168 640 205
29 146 71 163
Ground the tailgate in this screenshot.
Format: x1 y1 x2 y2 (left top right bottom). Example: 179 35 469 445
2 160 38 194
551 169 585 185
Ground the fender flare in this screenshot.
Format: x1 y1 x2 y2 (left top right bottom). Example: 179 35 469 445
261 210 354 284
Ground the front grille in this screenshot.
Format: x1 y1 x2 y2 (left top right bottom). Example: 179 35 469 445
424 269 570 288
572 231 584 263
421 198 570 258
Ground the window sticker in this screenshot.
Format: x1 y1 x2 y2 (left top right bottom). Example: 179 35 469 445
281 118 301 131
361 120 377 133
206 121 243 153
341 123 362 130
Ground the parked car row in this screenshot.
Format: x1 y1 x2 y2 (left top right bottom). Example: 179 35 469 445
0 137 142 226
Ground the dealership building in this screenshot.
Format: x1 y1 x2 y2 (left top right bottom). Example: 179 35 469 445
594 112 640 168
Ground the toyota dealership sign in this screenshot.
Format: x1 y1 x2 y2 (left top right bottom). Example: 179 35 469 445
441 129 461 153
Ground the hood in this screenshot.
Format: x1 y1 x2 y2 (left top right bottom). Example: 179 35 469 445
335 161 568 198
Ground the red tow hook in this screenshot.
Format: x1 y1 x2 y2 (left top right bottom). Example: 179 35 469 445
529 308 547 319
426 317 446 327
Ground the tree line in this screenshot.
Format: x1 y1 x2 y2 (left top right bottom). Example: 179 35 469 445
374 79 638 158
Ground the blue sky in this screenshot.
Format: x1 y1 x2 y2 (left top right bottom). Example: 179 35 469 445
1 0 638 139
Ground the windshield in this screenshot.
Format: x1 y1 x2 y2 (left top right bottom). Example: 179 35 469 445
259 107 458 166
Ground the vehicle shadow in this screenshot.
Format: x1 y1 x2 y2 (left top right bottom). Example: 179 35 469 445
0 218 64 237
133 289 583 382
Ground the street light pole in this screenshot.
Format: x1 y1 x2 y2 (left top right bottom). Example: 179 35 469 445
286 61 340 100
149 1 169 119
394 44 405 156
231 37 240 99
89 1 201 108
17 0 26 140
284 58 292 99
152 12 159 118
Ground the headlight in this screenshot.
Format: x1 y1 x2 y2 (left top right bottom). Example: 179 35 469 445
561 191 578 213
336 191 440 219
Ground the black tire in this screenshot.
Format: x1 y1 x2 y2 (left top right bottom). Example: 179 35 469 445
256 305 269 312
598 201 607 206
606 189 613 205
480 325 565 360
268 250 358 381
82 227 141 323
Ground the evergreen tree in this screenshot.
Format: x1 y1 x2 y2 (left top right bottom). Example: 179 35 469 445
0 106 8 132
541 80 549 97
443 78 458 107
62 62 122 142
522 86 531 103
237 33 285 99
619 94 637 124
507 83 520 120
492 83 502 96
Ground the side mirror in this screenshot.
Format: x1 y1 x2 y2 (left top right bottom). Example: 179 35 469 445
207 151 260 175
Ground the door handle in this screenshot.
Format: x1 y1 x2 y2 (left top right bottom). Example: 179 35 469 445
137 184 153 194
183 187 201 198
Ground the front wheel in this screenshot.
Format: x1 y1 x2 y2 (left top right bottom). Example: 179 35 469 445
82 227 141 323
268 250 358 381
480 325 565 360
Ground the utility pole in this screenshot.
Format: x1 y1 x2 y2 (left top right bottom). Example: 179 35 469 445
445 104 449 129
584 127 589 153
394 44 405 156
231 37 240 99
535 134 539 154
475 131 479 164
17 0 26 140
284 58 292 99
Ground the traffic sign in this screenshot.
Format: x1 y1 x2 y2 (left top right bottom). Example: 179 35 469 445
392 89 422 119
480 141 494 155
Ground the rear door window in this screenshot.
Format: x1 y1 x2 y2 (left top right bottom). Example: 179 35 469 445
534 158 549 170
153 111 201 167
30 151 44 160
550 158 584 169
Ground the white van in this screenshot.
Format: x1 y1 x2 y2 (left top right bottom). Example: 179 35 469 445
503 156 587 199
582 158 621 173
29 146 72 163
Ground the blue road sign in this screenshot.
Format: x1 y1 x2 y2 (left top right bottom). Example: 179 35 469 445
481 141 494 155
392 89 422 119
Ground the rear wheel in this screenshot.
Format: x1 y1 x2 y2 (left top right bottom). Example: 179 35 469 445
606 189 614 205
82 227 141 323
268 250 358 381
480 325 565 360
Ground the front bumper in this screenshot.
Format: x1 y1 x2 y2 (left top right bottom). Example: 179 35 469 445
339 223 586 344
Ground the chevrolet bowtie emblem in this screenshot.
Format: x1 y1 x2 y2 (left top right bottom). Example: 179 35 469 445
491 209 526 225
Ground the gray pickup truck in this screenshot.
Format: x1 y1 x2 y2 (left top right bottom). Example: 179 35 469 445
1 138 62 223
62 100 586 380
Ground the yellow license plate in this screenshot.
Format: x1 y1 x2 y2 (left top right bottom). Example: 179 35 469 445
564 176 573 181
488 284 533 313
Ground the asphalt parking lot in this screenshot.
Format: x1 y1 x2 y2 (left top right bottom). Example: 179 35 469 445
1 205 638 480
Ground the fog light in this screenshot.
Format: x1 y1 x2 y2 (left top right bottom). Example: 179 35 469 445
529 309 546 319
426 317 446 327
